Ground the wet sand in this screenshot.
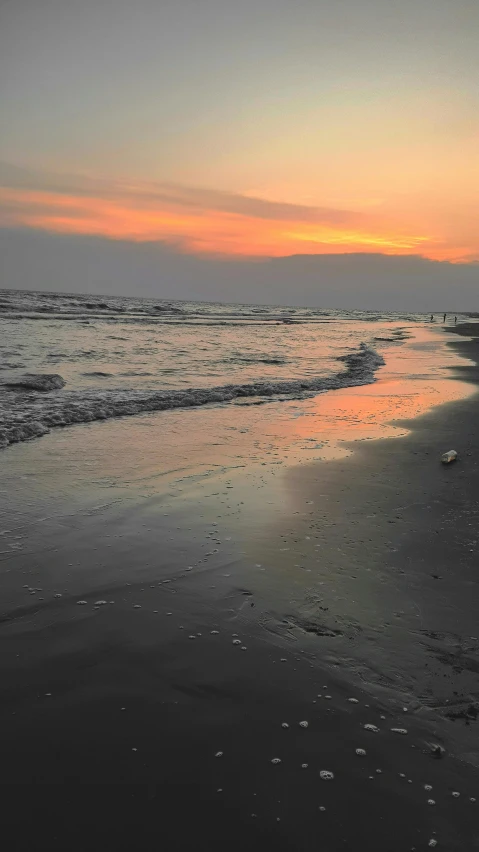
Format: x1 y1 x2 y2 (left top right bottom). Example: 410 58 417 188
1 325 479 850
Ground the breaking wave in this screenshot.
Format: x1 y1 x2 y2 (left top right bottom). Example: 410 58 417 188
0 344 384 449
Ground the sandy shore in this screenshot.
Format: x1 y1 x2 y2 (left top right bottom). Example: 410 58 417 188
1 324 479 850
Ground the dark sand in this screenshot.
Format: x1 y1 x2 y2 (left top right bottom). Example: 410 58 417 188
1 325 479 850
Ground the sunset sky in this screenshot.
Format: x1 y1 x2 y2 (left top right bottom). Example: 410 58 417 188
1 0 478 266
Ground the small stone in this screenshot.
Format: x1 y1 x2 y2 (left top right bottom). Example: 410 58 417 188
299 721 309 728
320 770 334 780
424 784 433 791
210 630 219 635
271 758 282 765
364 724 380 733
301 763 308 769
427 799 436 806
391 728 408 735
94 600 107 606
232 639 241 645
133 604 141 609
428 840 437 848
348 698 359 704
451 792 460 798
355 748 366 756
76 600 87 606
54 593 62 599
281 723 289 729
215 751 223 758
319 806 326 812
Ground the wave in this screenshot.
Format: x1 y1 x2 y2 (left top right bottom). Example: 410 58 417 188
0 344 384 449
220 356 288 365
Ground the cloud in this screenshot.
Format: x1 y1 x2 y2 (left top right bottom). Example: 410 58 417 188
0 161 359 224
1 227 477 311
0 160 448 260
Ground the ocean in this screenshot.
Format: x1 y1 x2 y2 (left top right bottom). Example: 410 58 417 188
0 288 462 450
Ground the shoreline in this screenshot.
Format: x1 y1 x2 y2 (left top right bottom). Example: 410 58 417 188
1 324 479 849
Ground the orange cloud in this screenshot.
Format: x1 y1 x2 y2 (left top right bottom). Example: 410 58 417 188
0 163 472 261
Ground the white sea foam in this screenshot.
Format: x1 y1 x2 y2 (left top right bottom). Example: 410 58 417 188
0 344 384 449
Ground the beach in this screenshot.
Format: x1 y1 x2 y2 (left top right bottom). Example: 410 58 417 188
1 308 479 850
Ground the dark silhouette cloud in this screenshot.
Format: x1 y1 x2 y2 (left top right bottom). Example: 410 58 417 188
1 227 477 311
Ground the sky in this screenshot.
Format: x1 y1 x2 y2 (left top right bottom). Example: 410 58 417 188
0 0 478 305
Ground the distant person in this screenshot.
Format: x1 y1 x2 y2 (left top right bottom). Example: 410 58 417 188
430 314 434 322
443 313 447 323
455 315 457 323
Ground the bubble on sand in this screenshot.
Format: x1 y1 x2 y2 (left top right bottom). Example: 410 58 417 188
427 799 436 806
302 763 308 769
319 806 326 812
76 600 87 605
271 758 282 765
215 751 223 758
281 723 289 729
54 593 62 599
232 639 241 645
375 769 382 774
451 792 460 798
470 797 476 803
428 840 437 848
364 724 380 733
299 721 309 728
391 727 408 735
424 785 433 791
241 646 247 650
355 748 366 756
348 698 359 704
320 771 334 781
